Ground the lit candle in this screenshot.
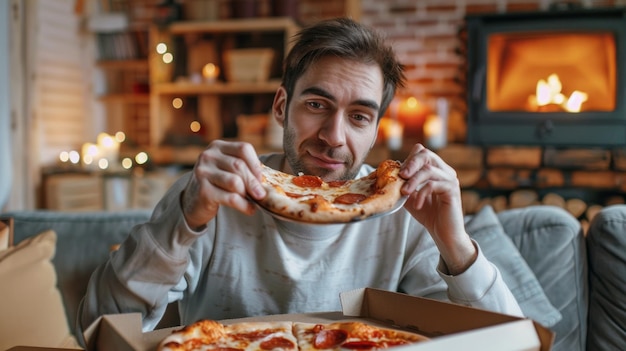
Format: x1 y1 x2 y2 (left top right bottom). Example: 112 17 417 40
397 96 428 140
202 63 220 83
424 115 444 149
59 151 69 164
384 119 404 150
97 132 120 167
424 98 449 150
81 142 100 169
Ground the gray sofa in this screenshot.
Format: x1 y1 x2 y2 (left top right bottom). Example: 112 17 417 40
4 204 624 350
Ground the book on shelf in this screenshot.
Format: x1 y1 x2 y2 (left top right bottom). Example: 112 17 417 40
96 31 146 61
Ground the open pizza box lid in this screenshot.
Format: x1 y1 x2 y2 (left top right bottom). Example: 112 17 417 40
83 287 554 351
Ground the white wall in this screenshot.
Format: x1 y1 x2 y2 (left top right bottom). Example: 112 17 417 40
0 1 11 210
0 0 96 211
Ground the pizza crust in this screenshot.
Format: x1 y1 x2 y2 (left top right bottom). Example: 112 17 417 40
256 160 406 224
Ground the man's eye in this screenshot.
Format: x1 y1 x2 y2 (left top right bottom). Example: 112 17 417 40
351 113 372 124
307 101 324 109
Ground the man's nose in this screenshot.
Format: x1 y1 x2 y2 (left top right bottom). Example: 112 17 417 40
318 112 346 147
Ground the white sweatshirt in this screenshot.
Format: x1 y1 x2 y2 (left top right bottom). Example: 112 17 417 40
77 153 522 338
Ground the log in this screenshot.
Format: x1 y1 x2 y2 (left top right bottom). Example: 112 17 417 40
570 171 618 188
565 198 587 218
461 190 481 215
457 169 483 188
438 144 483 169
542 192 566 208
612 148 626 171
491 195 508 213
543 148 610 170
535 169 565 188
486 146 542 168
487 168 533 189
585 205 603 223
509 190 539 209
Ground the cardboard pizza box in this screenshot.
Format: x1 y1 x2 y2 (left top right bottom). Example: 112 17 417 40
83 287 554 351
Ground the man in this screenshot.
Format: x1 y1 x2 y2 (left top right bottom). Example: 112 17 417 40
77 17 522 340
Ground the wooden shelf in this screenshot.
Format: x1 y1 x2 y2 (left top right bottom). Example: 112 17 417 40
153 80 281 95
96 59 149 70
98 93 150 103
168 17 299 34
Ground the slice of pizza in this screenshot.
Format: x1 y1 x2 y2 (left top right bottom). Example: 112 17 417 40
293 321 428 351
256 159 406 224
158 320 298 351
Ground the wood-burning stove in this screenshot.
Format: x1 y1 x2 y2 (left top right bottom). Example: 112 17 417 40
465 7 626 146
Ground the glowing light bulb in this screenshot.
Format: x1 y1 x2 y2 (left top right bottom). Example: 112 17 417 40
190 121 201 133
98 158 109 170
59 151 69 163
135 152 149 165
115 131 126 143
69 150 80 164
121 157 133 169
172 97 183 109
156 43 167 54
162 52 173 64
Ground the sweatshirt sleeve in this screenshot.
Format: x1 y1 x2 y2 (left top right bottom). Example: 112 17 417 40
437 240 524 317
75 173 205 345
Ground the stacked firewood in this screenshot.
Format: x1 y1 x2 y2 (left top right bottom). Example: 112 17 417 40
460 188 625 235
438 144 626 235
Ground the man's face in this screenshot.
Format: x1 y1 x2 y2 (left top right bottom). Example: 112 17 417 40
273 56 384 181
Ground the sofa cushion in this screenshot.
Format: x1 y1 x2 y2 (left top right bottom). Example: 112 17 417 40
0 230 79 349
497 205 586 351
465 205 562 327
586 204 626 350
0 218 11 250
8 210 152 337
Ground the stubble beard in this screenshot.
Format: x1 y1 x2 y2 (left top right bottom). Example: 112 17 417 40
282 113 362 181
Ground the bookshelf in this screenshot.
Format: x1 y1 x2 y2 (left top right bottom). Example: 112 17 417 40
147 17 300 164
95 57 151 147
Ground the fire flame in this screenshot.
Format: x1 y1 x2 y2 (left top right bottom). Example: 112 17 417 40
530 74 588 113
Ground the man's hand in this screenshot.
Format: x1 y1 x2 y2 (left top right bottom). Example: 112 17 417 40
181 140 267 230
399 143 477 275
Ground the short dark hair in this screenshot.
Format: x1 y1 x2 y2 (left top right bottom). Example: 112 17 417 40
281 17 405 119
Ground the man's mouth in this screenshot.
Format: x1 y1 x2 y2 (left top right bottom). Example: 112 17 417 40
307 152 346 170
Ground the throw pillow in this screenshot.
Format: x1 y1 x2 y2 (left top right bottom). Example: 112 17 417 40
0 217 12 250
0 230 79 349
465 205 562 327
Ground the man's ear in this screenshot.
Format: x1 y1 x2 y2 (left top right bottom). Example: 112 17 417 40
272 86 287 125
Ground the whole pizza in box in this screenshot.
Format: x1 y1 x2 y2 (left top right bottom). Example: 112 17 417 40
158 319 429 351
